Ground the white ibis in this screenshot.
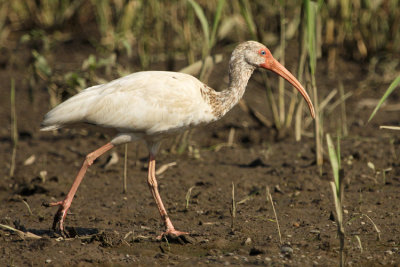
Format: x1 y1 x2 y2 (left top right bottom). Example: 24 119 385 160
41 41 315 239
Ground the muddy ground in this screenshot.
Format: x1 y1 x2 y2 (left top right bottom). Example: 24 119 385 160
0 37 399 266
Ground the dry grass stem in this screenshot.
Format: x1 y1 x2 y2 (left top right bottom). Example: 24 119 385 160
354 235 363 253
212 127 237 152
185 186 196 210
227 127 235 146
325 91 353 115
237 195 253 205
318 89 337 111
155 162 177 176
10 78 17 178
304 90 352 129
230 182 236 231
252 109 273 128
361 214 381 241
278 0 286 125
0 224 41 240
21 199 33 216
295 100 305 141
123 144 128 194
339 81 348 136
379 126 400 131
266 186 282 245
179 54 223 76
313 81 323 173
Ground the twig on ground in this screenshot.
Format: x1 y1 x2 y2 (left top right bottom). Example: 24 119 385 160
0 224 41 240
266 186 282 244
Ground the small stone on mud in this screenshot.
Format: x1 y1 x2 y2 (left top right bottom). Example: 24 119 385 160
24 155 36 166
215 238 229 249
385 250 393 256
199 238 209 244
45 259 52 264
243 237 252 246
207 249 222 256
281 245 293 255
39 170 47 182
154 252 167 259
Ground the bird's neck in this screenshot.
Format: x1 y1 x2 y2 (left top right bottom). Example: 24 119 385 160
212 58 255 118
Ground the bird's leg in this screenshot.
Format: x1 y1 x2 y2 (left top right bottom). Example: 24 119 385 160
43 142 114 235
147 154 188 240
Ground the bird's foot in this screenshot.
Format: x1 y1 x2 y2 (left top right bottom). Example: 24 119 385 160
42 200 70 237
156 229 191 243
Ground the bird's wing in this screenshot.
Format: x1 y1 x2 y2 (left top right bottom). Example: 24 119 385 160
42 71 215 134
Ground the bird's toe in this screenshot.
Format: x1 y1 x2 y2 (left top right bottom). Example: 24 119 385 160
157 229 192 244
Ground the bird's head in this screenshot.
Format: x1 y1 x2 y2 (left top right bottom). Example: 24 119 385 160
237 41 315 119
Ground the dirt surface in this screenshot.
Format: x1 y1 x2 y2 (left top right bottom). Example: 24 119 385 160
1 38 399 266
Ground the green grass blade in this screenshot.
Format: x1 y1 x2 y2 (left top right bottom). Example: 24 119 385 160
188 0 210 48
329 181 342 224
306 0 317 75
238 0 257 40
368 75 400 122
10 78 17 178
336 134 341 169
10 78 17 145
210 0 226 47
326 133 339 194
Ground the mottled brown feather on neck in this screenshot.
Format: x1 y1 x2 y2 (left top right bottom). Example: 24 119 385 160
200 42 257 119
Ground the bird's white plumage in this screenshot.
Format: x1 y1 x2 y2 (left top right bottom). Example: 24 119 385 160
41 71 215 135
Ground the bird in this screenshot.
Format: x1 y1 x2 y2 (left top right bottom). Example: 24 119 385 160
41 41 315 240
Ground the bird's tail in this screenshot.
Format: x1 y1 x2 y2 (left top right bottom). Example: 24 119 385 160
40 85 101 131
40 124 61 131
40 100 85 131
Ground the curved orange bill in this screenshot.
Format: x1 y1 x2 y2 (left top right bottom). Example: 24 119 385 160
261 59 315 119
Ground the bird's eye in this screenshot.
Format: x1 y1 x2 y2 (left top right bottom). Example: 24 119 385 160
260 50 266 56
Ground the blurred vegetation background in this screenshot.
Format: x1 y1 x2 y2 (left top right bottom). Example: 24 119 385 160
2 0 399 145
3 0 399 73
3 0 399 88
